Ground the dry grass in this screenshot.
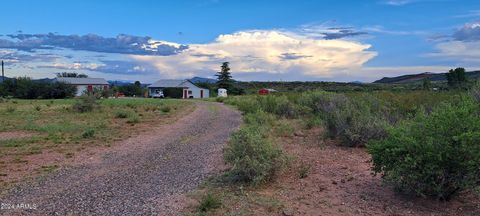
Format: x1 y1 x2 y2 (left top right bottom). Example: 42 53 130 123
0 98 193 188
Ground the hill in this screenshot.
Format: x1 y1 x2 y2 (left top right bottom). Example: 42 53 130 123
374 71 480 84
189 76 217 84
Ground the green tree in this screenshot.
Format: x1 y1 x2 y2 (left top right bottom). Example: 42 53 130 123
446 67 467 88
56 72 88 78
216 62 234 90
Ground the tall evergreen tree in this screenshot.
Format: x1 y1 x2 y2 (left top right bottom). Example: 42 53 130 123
446 67 467 88
216 62 233 90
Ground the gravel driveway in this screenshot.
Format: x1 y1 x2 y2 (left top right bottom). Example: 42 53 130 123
0 101 241 216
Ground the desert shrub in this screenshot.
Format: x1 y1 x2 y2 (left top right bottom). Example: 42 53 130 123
72 95 99 113
243 110 275 128
368 100 480 200
301 91 387 146
0 77 76 99
274 120 295 137
224 96 260 114
115 110 129 118
197 193 222 213
34 105 41 111
160 106 171 113
81 128 95 138
127 114 140 124
298 163 311 179
224 123 285 185
215 97 225 103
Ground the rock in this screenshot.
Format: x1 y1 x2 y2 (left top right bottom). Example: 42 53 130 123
332 180 338 185
283 208 294 216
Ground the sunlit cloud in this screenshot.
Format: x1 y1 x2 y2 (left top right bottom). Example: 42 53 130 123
131 30 377 80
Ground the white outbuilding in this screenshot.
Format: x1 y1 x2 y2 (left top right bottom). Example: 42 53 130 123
148 79 209 99
217 88 227 97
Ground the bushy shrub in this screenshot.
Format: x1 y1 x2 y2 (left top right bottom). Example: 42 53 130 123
197 193 222 213
368 100 480 200
115 110 129 118
73 95 99 113
160 106 171 113
81 128 96 138
301 91 387 146
127 114 140 124
224 111 285 184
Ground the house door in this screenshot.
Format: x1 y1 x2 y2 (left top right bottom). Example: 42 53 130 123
183 89 188 99
87 85 93 92
200 90 203 98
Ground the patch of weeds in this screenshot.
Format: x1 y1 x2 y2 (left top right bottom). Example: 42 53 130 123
160 106 171 113
81 128 95 138
298 163 311 179
197 193 222 213
127 114 140 124
274 120 294 137
73 95 99 113
34 105 42 111
11 100 18 104
5 106 15 113
115 110 129 118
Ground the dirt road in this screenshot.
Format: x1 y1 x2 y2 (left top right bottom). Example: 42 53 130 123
0 101 242 215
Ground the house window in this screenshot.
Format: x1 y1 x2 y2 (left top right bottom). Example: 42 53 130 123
188 90 192 94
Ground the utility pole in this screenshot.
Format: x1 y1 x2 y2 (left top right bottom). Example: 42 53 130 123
1 60 4 82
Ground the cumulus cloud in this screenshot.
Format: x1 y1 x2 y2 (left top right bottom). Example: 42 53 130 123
452 21 480 41
0 33 188 55
428 21 480 63
131 30 377 79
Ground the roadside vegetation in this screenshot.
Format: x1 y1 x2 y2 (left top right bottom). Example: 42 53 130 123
0 97 192 188
190 80 480 214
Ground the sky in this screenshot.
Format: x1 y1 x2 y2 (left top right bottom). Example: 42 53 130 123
0 0 479 82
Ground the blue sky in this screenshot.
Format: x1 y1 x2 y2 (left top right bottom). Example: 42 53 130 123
1 0 479 82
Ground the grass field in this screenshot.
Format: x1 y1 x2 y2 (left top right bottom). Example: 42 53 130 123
0 98 193 187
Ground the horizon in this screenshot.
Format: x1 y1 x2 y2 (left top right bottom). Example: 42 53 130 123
1 0 479 82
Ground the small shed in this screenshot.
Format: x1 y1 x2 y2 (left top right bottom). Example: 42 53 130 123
217 88 227 97
55 77 109 96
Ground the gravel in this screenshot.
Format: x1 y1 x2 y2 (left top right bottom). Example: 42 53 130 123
0 101 241 216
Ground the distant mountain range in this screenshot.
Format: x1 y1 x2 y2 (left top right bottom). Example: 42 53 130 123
373 71 480 84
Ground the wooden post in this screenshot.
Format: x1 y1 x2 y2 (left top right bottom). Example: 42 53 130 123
1 61 4 82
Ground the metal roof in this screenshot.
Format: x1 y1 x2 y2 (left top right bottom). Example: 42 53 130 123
148 79 187 88
56 77 109 85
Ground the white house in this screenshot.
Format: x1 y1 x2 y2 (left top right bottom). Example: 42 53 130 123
148 79 209 99
55 77 109 96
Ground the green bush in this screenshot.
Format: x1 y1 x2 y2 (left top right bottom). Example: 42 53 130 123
197 193 222 213
127 114 140 124
81 128 96 138
160 106 171 113
73 95 99 113
115 110 129 118
224 122 285 185
301 91 387 146
368 100 480 200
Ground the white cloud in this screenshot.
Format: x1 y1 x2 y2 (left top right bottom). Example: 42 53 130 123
429 40 480 62
131 30 377 80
